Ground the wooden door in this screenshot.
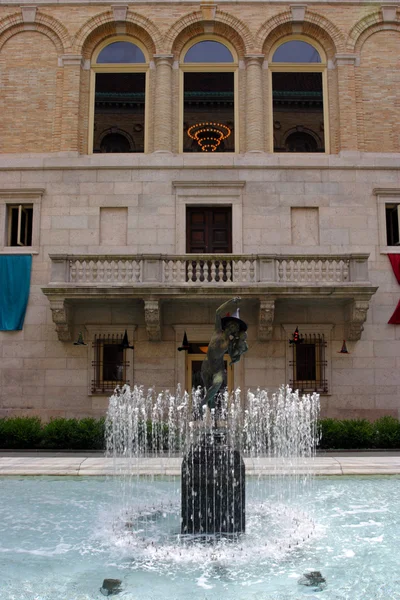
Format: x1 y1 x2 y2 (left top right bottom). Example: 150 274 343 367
186 207 232 253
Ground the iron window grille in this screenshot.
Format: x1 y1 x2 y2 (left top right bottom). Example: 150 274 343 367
289 333 328 394
92 333 131 394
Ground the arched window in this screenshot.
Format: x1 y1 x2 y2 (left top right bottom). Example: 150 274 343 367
181 39 237 153
90 38 148 153
269 38 327 153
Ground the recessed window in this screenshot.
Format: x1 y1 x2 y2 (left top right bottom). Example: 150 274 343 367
271 39 326 153
272 40 321 63
91 39 147 153
386 204 400 246
182 40 237 153
7 204 33 247
97 41 146 64
289 333 328 394
91 333 131 394
184 41 234 63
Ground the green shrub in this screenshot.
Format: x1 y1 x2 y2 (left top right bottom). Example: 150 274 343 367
373 416 400 449
318 419 348 450
0 417 42 449
41 417 105 450
319 418 375 450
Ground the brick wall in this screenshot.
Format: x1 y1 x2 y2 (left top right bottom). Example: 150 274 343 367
0 4 399 154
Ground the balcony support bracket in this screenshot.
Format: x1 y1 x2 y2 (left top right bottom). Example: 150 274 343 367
258 298 276 341
345 298 371 341
144 299 162 341
48 296 72 342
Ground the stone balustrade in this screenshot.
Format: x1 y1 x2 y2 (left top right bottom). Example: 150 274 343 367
49 253 370 286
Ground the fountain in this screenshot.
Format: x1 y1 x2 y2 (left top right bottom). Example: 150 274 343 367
105 298 321 551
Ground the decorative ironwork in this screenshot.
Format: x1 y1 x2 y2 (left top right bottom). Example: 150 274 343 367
289 333 327 394
91 333 131 394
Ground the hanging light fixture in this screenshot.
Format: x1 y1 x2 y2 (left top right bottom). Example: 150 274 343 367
187 122 231 152
338 340 349 354
289 326 304 345
73 331 87 346
119 329 134 350
178 331 191 352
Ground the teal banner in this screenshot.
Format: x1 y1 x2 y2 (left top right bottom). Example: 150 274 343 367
0 255 32 330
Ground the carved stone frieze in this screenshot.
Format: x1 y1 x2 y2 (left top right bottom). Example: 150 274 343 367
258 298 275 341
144 299 162 341
346 299 370 341
48 298 71 342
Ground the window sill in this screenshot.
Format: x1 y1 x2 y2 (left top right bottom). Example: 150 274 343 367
380 247 400 254
0 247 39 255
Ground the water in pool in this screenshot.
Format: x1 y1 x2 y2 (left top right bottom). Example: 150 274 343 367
1 475 400 599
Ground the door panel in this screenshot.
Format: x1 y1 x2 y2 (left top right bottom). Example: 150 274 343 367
186 207 232 253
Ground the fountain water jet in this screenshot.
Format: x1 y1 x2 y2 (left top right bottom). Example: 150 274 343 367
105 384 320 547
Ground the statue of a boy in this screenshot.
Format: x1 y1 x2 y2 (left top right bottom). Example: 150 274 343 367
201 297 248 411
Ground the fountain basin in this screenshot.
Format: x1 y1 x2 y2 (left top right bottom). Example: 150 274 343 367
1 475 400 600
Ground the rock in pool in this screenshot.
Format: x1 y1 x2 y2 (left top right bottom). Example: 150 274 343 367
100 578 122 596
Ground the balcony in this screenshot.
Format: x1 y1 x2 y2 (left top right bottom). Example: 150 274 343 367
42 253 378 342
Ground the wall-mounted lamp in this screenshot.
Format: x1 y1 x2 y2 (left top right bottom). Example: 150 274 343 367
73 331 87 346
178 331 190 352
119 329 134 350
289 326 304 345
338 340 349 354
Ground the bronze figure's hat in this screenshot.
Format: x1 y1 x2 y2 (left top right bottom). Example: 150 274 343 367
221 308 247 332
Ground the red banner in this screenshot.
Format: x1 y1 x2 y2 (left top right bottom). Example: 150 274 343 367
389 254 400 285
388 254 400 324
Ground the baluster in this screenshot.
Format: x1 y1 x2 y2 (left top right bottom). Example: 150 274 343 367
335 260 341 282
120 260 126 282
210 260 216 282
307 260 313 282
299 259 306 282
203 261 209 282
249 259 255 282
135 260 141 282
97 260 104 282
163 260 170 283
113 260 119 282
77 260 84 282
126 260 133 282
278 260 284 282
217 260 224 282
105 261 112 282
289 260 296 282
172 260 177 282
328 260 334 282
343 259 350 282
179 260 186 283
233 259 240 282
195 260 201 283
70 260 77 282
187 261 194 283
225 261 232 282
321 259 326 282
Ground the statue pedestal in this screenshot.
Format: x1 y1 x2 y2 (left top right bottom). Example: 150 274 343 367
181 431 245 537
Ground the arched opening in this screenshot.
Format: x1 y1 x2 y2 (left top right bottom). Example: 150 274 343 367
181 39 237 152
90 38 148 153
270 38 327 153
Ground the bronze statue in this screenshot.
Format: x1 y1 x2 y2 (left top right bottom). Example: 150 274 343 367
201 297 248 411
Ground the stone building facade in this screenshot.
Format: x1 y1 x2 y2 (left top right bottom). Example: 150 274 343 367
0 0 400 421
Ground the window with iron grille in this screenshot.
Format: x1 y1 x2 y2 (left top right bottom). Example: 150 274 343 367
289 333 328 394
91 333 131 394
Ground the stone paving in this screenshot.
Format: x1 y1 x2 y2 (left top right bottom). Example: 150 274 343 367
1 453 400 476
